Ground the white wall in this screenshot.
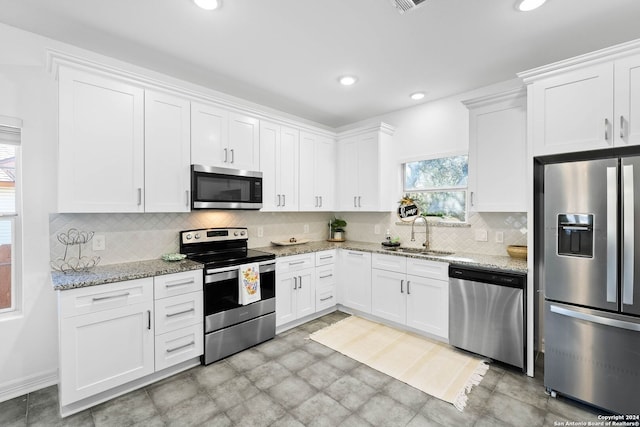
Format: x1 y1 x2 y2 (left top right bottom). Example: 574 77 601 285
0 24 60 400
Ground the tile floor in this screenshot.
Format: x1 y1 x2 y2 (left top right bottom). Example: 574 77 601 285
1 311 605 426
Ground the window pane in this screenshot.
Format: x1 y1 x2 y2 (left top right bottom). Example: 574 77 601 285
0 144 16 214
406 191 467 222
0 218 12 310
404 155 468 190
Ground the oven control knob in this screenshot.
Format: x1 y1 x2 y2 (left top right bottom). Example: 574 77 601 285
194 233 201 239
185 233 192 240
234 231 239 236
240 230 246 236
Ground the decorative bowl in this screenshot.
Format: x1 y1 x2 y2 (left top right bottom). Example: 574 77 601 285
162 253 187 262
507 245 527 260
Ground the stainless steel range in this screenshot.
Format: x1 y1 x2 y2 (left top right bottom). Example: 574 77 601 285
180 227 276 365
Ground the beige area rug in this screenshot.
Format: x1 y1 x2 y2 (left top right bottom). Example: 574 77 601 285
310 316 488 411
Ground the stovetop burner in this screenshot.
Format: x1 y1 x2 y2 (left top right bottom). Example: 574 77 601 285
179 227 275 269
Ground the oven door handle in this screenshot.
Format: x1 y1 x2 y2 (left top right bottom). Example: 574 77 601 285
205 270 239 284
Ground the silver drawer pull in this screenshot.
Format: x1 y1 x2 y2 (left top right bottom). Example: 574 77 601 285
166 341 195 353
348 252 364 256
320 296 334 302
165 279 195 288
92 292 130 302
289 260 306 266
166 308 195 318
319 255 333 260
319 274 333 279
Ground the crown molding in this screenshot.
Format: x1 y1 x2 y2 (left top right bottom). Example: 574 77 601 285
462 87 526 109
337 122 396 139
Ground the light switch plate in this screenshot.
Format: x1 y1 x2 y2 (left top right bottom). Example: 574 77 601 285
303 224 309 234
93 234 105 251
374 225 381 235
495 231 504 243
257 227 264 238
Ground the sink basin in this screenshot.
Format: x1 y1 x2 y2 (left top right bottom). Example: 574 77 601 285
383 247 454 256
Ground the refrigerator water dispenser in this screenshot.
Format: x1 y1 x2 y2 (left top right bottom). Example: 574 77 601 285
557 214 593 258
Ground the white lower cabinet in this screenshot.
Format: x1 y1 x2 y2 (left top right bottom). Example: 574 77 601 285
276 254 316 326
371 253 449 340
315 250 337 311
338 250 372 313
58 269 203 412
58 279 155 406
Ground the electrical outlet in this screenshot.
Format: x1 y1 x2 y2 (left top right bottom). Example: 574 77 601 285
303 224 309 234
93 234 106 251
495 231 504 243
475 230 488 242
257 226 264 238
374 225 381 235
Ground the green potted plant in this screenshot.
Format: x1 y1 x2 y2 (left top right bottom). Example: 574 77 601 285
330 217 347 241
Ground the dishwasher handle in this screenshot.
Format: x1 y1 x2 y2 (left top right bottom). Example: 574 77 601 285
448 264 526 289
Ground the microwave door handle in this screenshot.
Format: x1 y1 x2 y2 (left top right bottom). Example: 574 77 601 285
623 164 635 305
607 166 618 304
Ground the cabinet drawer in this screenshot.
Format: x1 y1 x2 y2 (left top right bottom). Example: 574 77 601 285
155 323 204 371
406 259 448 280
154 270 203 299
316 286 336 312
155 291 203 335
277 254 315 273
316 264 336 287
372 253 407 273
316 250 337 266
60 278 153 318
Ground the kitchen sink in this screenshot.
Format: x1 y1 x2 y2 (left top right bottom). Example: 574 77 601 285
383 247 454 256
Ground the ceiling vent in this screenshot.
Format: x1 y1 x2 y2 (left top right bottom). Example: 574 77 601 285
389 0 428 14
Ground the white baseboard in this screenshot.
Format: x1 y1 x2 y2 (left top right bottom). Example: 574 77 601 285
0 369 59 403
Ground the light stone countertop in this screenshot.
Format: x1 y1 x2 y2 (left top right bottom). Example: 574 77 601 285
256 240 528 274
51 259 204 291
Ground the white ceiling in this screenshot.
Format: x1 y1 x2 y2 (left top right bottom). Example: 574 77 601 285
1 0 640 128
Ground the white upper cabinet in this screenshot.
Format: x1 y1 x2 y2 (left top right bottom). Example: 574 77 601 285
336 124 395 212
58 67 145 212
464 88 527 212
191 102 260 171
144 90 191 212
260 121 299 211
299 132 335 211
521 46 640 156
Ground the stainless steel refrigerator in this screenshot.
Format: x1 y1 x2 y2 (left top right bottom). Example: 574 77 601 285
543 157 640 414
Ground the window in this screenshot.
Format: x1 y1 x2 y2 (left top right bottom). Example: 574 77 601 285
0 120 20 314
403 154 468 222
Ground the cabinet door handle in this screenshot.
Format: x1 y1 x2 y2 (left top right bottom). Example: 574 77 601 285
400 279 404 294
282 194 286 207
92 292 130 302
137 188 142 206
358 196 362 208
320 296 334 302
224 148 228 163
407 280 411 295
470 191 474 207
319 196 323 208
605 118 610 142
293 276 298 290
621 115 626 140
166 341 195 353
298 276 302 289
354 196 357 208
185 190 190 207
147 310 152 330
230 148 235 164
166 308 195 318
277 194 281 207
315 196 318 208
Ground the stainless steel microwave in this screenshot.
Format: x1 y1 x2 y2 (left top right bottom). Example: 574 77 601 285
191 165 263 210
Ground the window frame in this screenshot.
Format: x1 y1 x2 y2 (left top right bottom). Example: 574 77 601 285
401 151 469 222
0 117 21 317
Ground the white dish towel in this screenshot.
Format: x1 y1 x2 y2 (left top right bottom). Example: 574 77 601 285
239 263 261 305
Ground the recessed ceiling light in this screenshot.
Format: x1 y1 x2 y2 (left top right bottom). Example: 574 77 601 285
194 0 221 10
410 92 425 100
516 0 546 12
338 75 358 86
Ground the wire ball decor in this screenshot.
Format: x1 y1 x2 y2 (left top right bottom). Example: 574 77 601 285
51 228 101 273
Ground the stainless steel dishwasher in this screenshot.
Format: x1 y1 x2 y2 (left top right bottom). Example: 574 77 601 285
448 264 526 371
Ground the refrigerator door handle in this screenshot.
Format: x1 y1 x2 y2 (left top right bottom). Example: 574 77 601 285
606 166 618 303
550 304 640 332
623 164 635 305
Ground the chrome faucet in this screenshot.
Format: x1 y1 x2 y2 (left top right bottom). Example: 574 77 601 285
410 216 430 249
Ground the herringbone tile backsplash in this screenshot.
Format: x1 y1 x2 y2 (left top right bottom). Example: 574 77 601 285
50 211 527 265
